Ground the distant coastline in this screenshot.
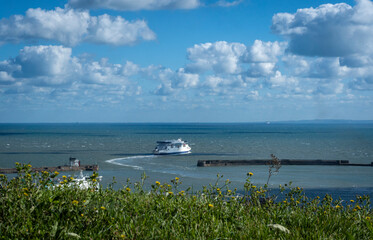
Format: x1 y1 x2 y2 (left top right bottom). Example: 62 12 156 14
1 119 373 124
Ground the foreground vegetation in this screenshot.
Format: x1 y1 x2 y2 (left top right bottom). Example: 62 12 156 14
0 163 372 239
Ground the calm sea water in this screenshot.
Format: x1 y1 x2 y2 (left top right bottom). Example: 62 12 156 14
1 123 373 199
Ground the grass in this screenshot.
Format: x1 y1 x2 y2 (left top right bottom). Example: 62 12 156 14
0 163 372 239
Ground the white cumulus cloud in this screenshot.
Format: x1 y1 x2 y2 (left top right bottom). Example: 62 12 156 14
0 7 156 46
272 0 373 57
68 0 200 10
186 41 246 74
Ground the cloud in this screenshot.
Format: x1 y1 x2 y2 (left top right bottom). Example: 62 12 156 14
0 7 156 46
13 45 73 79
186 41 246 74
68 0 200 10
215 0 243 7
152 67 199 96
245 40 285 63
0 45 142 89
272 0 373 57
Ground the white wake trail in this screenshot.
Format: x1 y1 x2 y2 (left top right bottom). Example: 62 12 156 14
105 155 156 170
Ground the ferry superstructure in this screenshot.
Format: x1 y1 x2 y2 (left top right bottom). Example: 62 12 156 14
153 139 191 155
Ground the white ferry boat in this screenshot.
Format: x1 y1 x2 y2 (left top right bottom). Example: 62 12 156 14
153 139 191 155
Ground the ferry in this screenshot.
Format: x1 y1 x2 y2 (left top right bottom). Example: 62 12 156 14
153 139 191 155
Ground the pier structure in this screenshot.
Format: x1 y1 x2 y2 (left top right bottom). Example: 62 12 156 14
0 157 98 174
197 159 373 167
0 164 99 174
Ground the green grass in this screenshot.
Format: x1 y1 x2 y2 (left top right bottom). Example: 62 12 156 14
0 163 372 239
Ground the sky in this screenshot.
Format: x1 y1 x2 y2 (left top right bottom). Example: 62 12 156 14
0 0 372 122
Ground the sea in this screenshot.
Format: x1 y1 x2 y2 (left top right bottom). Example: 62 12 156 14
1 122 373 201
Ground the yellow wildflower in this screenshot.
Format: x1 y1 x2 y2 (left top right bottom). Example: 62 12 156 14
168 191 173 195
248 172 253 176
208 203 214 208
62 175 67 179
335 205 341 209
251 185 256 189
23 192 28 197
175 177 179 181
126 187 131 192
92 179 97 182
121 234 126 238
70 177 74 180
54 171 59 175
81 214 84 217
350 200 355 203
27 164 32 168
228 190 232 193
72 200 79 205
100 206 106 210
366 216 371 220
155 181 160 185
216 188 220 192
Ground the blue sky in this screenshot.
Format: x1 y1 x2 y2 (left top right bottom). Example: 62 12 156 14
1 0 372 122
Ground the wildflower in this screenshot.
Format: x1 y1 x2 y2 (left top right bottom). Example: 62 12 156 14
121 234 126 238
81 214 84 217
26 174 31 178
248 172 253 176
126 187 131 192
54 171 59 175
62 175 67 179
168 191 173 195
175 177 179 181
24 192 28 197
101 206 106 210
296 201 300 204
228 190 232 193
208 203 214 208
70 177 74 180
335 205 341 209
283 200 287 204
92 179 97 182
216 188 220 192
355 205 361 210
23 188 28 192
251 185 256 189
366 216 371 220
27 164 32 168
155 181 160 185
72 200 79 205
16 162 20 165
350 200 355 203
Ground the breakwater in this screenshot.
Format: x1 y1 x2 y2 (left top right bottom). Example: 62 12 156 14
197 159 373 167
0 164 99 174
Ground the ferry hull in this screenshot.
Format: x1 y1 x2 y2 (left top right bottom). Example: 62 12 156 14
153 150 191 155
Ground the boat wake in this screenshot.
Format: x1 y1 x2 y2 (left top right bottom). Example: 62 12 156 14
105 155 156 170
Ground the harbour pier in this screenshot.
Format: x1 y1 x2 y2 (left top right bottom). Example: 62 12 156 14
197 159 373 167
